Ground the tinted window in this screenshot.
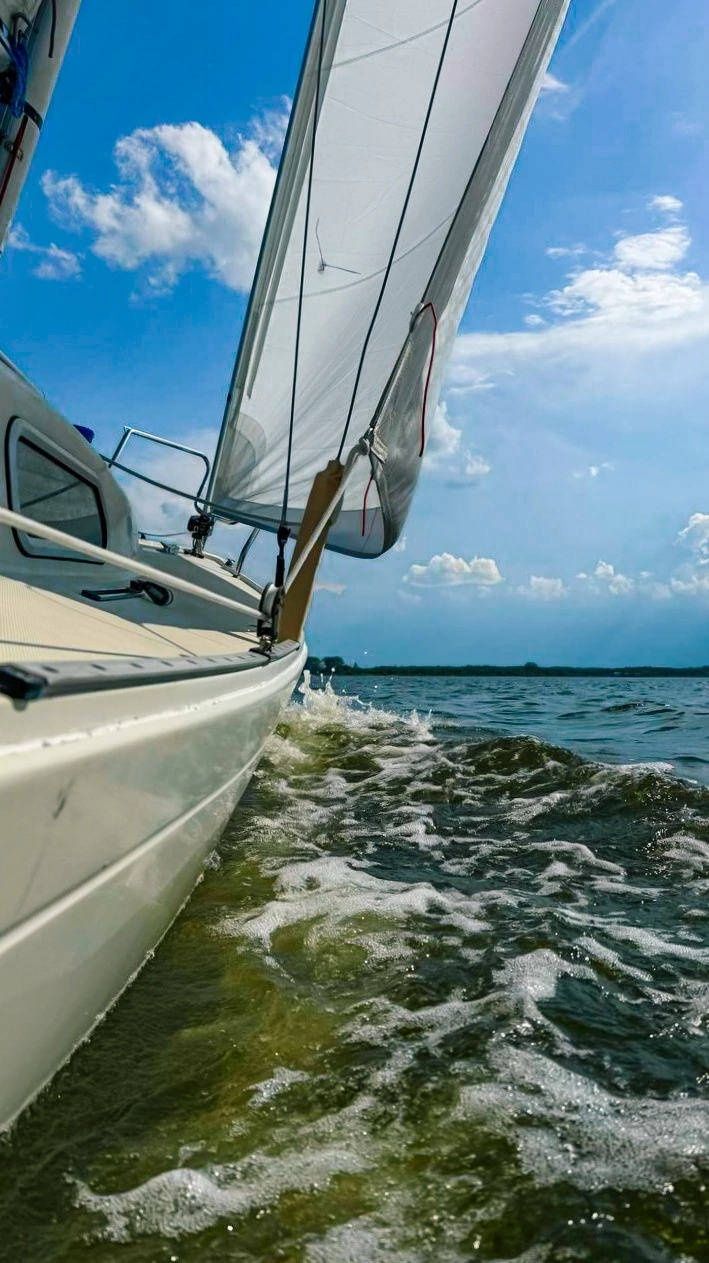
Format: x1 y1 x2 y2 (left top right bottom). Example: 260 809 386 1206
16 438 105 548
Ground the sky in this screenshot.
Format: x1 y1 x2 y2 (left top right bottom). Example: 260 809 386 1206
3 0 709 666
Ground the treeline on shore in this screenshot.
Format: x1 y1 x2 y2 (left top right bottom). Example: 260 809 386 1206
305 657 709 679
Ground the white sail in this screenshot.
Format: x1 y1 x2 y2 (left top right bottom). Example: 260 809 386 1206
210 0 570 557
0 0 81 249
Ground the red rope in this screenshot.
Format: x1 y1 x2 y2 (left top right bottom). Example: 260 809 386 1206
0 114 28 213
361 472 374 536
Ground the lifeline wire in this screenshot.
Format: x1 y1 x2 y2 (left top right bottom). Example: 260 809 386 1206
336 0 459 461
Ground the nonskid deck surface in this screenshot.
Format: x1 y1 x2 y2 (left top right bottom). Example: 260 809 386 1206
0 546 261 668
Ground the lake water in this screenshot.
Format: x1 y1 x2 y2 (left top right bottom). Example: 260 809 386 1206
2 674 709 1262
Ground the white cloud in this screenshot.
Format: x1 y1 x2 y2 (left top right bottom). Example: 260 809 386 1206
451 205 705 393
42 110 289 294
424 402 491 484
524 313 547 327
7 224 81 280
425 402 461 467
517 576 566 600
546 244 587 259
392 535 407 553
405 553 503 588
670 574 709 597
678 512 709 557
313 581 346 596
648 195 683 218
613 224 689 272
573 462 614 480
541 73 570 95
592 559 633 594
462 454 492 480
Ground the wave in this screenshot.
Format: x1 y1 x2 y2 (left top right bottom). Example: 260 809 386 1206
59 676 709 1258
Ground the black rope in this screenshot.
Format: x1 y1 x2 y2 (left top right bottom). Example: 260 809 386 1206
48 0 57 57
336 0 459 461
280 0 327 527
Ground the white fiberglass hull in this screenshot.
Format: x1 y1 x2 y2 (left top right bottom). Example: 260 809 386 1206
0 643 306 1129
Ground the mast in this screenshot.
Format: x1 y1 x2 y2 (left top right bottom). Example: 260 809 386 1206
0 0 82 250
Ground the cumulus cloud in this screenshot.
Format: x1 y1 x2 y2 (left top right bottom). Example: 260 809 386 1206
424 403 491 484
678 512 709 557
7 224 81 280
517 576 566 600
461 454 492 480
425 403 461 467
41 109 289 294
592 560 633 595
451 202 705 394
612 224 690 273
404 553 503 588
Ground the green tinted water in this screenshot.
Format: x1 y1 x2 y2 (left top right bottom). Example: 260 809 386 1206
2 677 709 1261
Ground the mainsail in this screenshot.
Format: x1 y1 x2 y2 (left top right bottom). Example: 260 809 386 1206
209 0 570 557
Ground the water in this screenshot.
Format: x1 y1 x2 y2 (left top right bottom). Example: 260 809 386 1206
2 674 709 1262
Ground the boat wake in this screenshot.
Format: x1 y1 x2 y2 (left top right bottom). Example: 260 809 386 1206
4 676 709 1261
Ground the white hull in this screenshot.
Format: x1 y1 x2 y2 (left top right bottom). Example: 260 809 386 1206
0 643 306 1129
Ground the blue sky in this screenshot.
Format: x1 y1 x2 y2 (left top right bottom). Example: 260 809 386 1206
3 0 709 666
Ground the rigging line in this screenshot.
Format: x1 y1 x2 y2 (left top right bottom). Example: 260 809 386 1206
336 0 459 462
98 456 249 520
48 0 57 57
315 218 361 275
281 0 327 527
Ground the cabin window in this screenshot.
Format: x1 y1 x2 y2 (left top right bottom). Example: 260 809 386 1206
13 437 106 553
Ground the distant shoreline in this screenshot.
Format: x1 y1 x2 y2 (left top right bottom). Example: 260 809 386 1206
306 657 709 679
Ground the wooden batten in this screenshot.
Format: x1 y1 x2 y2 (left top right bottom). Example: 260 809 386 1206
277 459 344 643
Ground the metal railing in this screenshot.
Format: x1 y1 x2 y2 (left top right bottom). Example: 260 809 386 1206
107 428 212 508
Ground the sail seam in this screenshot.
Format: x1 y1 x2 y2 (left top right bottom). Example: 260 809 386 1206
334 0 484 68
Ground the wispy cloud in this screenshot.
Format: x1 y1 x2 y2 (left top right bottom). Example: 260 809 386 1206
541 73 570 95
7 225 81 280
572 462 614 480
313 581 347 596
546 243 588 259
41 108 290 295
648 194 683 218
451 198 704 396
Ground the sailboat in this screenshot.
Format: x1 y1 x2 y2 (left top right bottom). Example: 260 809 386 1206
0 0 570 1128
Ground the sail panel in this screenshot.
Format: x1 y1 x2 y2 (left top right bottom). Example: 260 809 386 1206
210 0 570 556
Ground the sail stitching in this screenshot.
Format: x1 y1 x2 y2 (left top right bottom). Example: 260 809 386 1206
334 0 483 68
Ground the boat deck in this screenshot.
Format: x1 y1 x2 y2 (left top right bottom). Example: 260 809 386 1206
0 546 261 665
